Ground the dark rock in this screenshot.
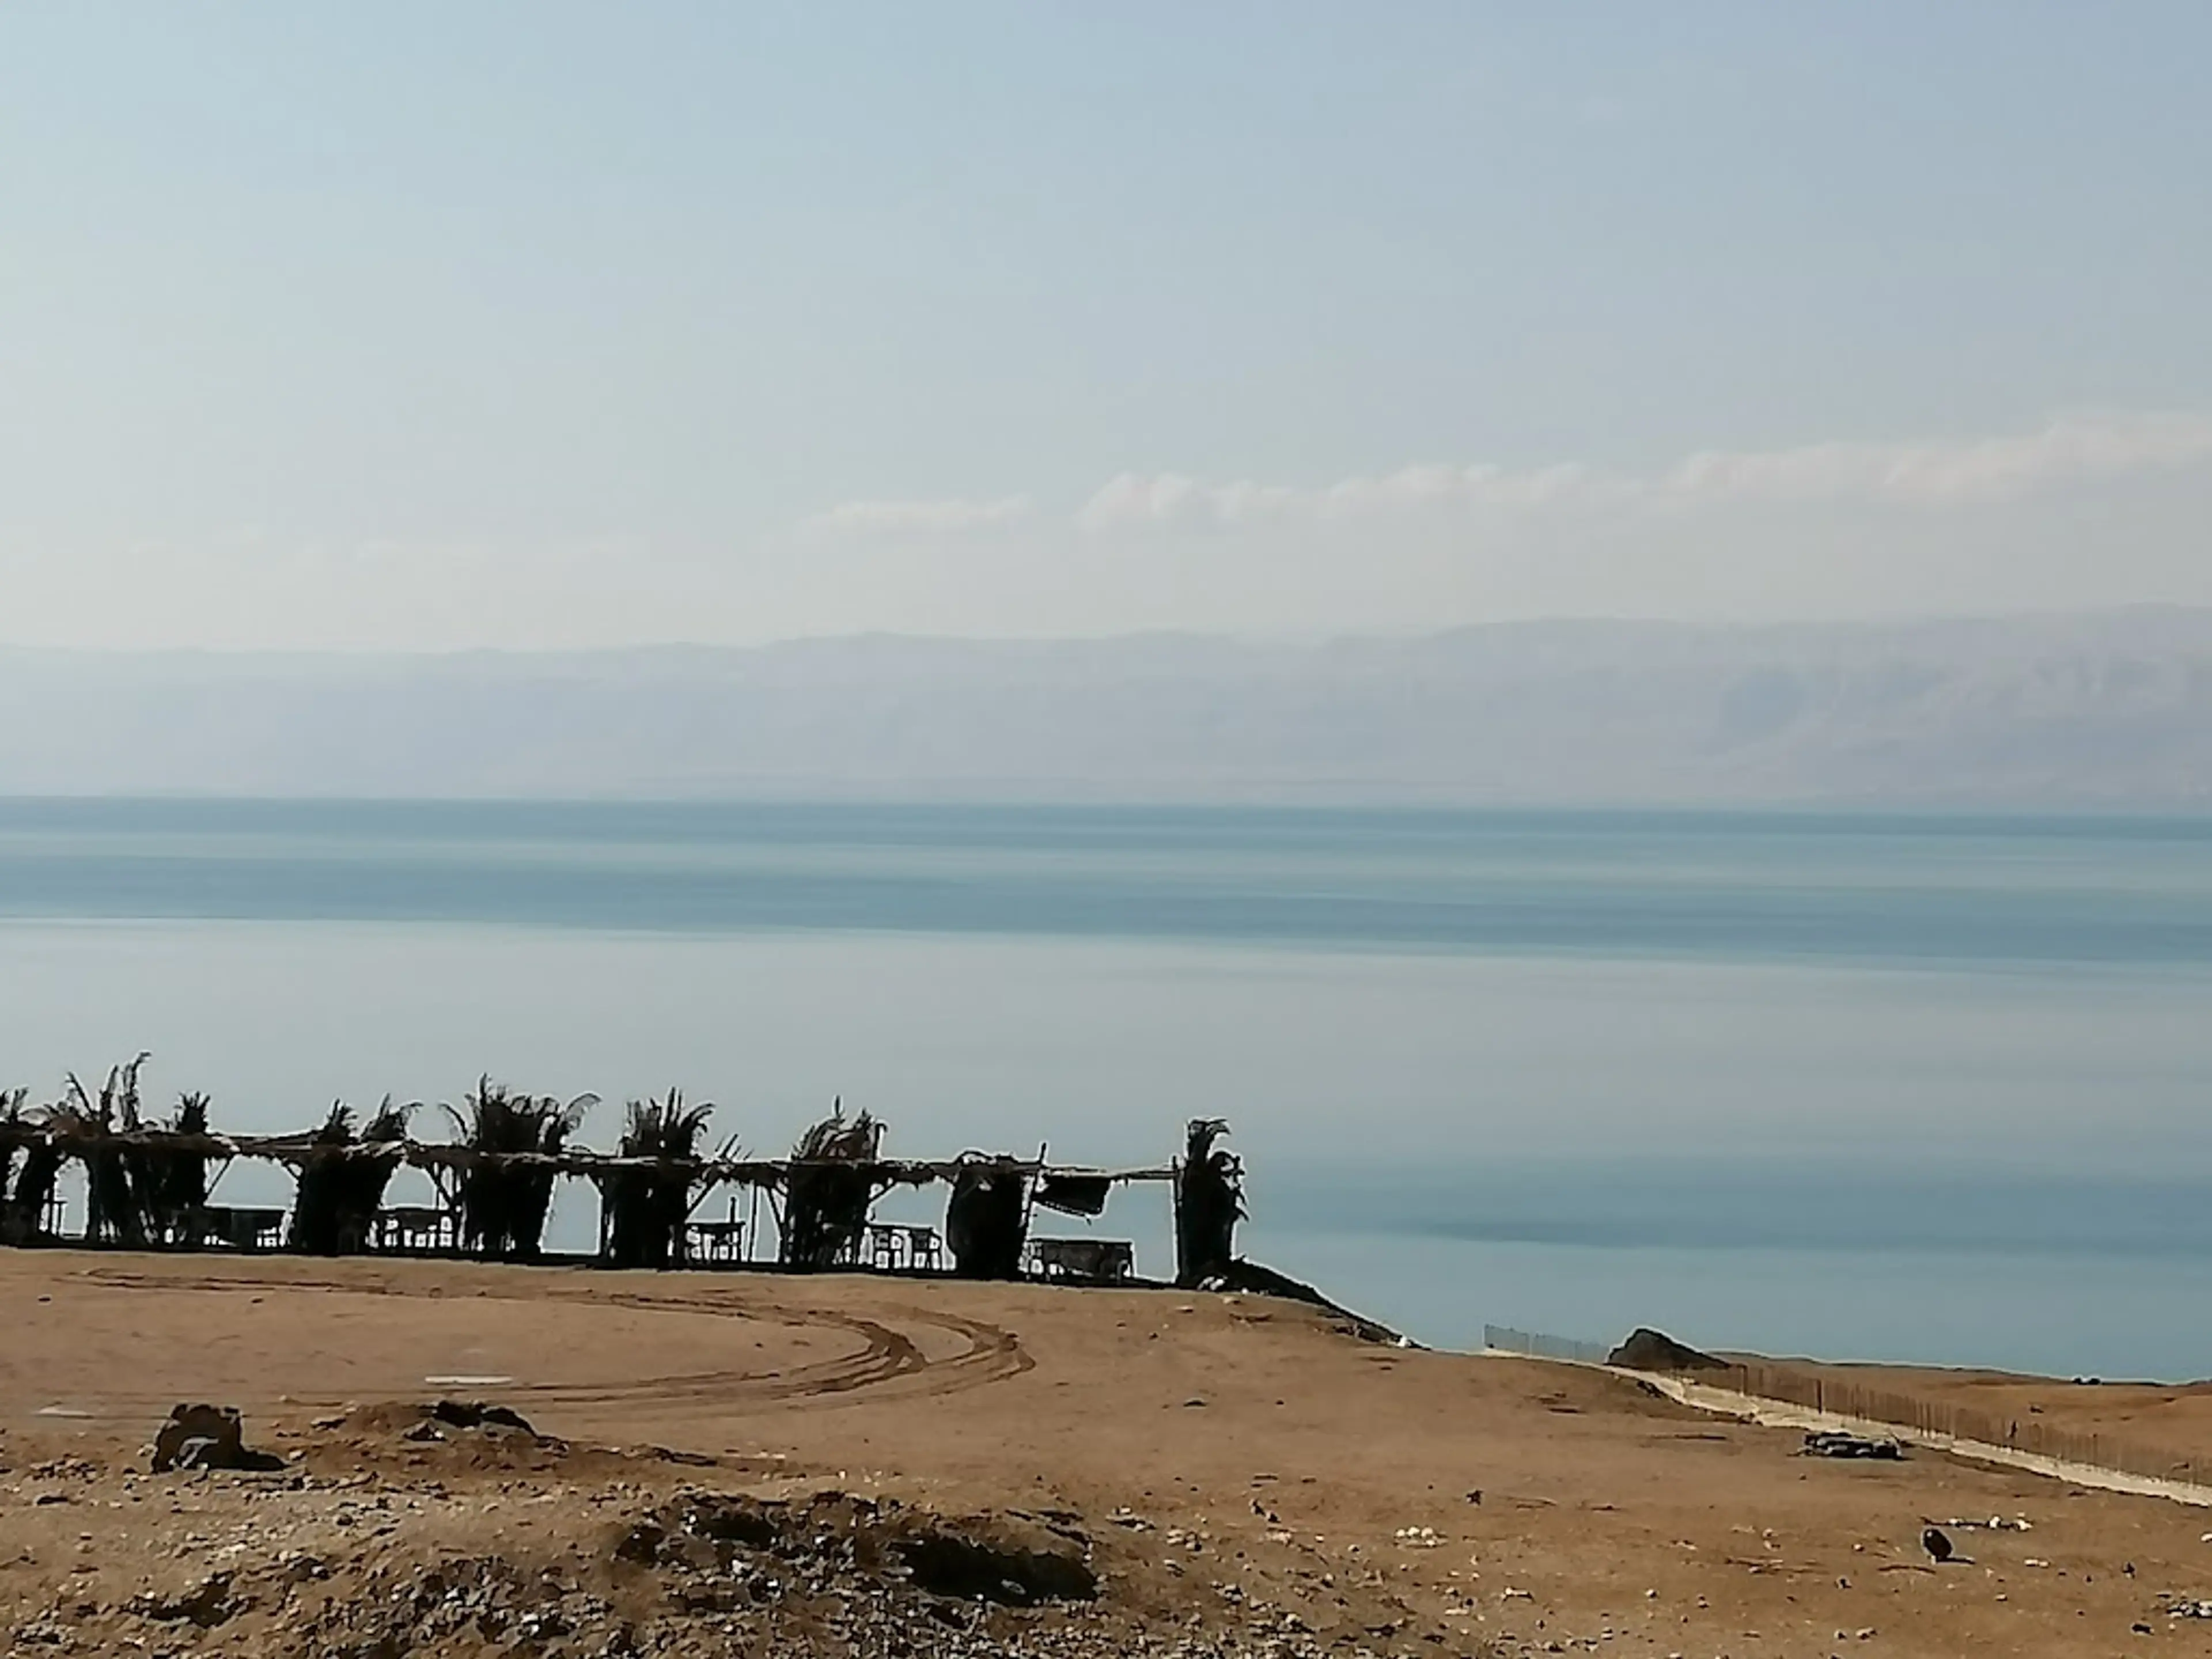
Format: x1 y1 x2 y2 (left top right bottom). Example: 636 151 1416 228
153 1404 242 1472
1195 1258 1407 1345
893 1524 1098 1607
1606 1329 1729 1372
429 1400 536 1435
130 1573 239 1627
151 1404 283 1473
1802 1430 1904 1461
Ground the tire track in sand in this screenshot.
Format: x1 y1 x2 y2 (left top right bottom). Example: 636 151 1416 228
66 1264 1032 1416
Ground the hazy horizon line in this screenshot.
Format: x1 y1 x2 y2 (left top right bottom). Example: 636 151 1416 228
5 600 2210 662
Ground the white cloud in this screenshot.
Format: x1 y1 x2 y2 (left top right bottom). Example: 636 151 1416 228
1070 473 1210 534
800 495 1030 537
1073 457 1620 532
1661 410 2212 507
1072 410 2212 532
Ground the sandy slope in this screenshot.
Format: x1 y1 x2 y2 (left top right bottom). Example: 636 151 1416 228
5 1251 2211 1655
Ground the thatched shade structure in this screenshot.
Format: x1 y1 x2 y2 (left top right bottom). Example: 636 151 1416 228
779 1102 884 1270
445 1080 594 1262
288 1099 412 1256
598 1091 716 1270
65 1056 153 1248
1 1088 50 1245
1 1062 1205 1283
148 1093 217 1245
2 1060 218 1249
6 1135 65 1244
945 1154 1029 1279
0 1090 21 1181
1173 1118 1244 1288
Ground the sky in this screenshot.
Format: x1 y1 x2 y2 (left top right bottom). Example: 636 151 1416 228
2 2 2209 650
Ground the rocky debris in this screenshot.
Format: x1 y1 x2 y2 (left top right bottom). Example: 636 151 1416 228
151 1404 284 1474
293 1552 609 1656
127 1571 240 1628
428 1399 536 1435
324 1398 571 1473
2 1431 1463 1659
2160 1592 2212 1619
26 1455 101 1483
275 1548 331 1585
393 1399 544 1445
1607 1328 1728 1372
1801 1430 1904 1460
897 1519 1098 1605
630 1489 1100 1608
271 1488 1392 1659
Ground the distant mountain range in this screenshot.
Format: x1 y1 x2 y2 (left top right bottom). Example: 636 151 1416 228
5 609 2210 805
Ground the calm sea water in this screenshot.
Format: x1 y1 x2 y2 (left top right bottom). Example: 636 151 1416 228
3 799 2210 1378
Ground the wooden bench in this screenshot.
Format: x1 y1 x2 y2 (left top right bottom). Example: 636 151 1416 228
686 1218 747 1263
194 1206 287 1252
373 1206 460 1253
906 1226 944 1272
863 1224 943 1272
1028 1237 1134 1284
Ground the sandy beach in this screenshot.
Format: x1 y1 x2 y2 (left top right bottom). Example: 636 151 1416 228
6 1251 2211 1656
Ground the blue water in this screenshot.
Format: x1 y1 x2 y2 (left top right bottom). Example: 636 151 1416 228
3 799 2210 1378
2 799 2210 965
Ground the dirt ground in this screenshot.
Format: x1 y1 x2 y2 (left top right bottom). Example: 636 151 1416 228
6 1251 2212 1656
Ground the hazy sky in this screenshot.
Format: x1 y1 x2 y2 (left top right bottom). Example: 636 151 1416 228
3 3 2209 649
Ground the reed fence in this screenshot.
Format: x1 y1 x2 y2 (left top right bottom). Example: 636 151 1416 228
1483 1324 1612 1365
